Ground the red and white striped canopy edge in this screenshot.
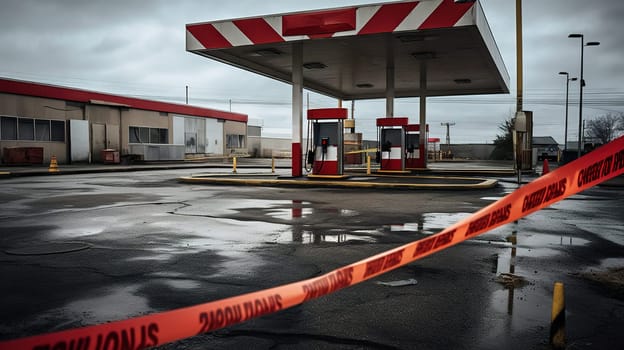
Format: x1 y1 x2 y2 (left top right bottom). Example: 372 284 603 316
187 0 476 50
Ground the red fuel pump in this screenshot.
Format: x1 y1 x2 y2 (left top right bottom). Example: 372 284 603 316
405 124 428 169
305 108 348 176
376 117 409 172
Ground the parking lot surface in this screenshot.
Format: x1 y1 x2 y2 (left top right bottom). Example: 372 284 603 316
1 166 623 349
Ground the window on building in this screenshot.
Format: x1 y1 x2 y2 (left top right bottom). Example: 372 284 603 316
1 116 17 140
129 126 168 144
226 134 246 148
35 119 50 141
157 128 168 144
18 118 34 140
0 116 64 142
50 120 65 142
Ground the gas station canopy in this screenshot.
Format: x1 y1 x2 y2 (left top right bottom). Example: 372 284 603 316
186 0 509 100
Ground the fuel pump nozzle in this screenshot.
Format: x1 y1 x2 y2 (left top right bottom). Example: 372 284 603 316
321 137 329 154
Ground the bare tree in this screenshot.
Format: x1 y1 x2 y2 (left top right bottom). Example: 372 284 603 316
585 113 624 144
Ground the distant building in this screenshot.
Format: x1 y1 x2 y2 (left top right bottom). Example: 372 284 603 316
247 122 262 158
533 136 559 161
0 78 247 164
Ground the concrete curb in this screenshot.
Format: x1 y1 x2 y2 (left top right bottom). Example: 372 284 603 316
178 175 498 190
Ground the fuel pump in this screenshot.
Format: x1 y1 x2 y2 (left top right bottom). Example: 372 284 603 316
376 117 409 172
405 124 428 169
306 108 348 176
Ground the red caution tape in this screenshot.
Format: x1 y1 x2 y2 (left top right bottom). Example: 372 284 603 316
2 136 624 350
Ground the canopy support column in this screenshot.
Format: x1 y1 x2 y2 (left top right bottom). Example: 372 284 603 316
419 60 428 168
291 42 303 177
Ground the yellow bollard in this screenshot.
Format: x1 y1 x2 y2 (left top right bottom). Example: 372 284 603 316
232 157 237 174
550 282 565 349
366 155 371 175
272 157 275 174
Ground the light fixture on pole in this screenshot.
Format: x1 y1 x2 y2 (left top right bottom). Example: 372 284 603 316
558 72 577 152
568 33 600 159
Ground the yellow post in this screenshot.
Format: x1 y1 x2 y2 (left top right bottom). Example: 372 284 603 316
232 157 237 174
366 155 371 175
271 157 275 174
550 282 565 349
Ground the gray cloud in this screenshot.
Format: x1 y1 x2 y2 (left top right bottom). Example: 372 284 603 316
1 0 622 143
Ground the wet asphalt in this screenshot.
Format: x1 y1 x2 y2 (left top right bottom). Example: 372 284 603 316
0 167 623 349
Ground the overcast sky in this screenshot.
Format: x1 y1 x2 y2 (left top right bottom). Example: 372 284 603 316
1 0 623 144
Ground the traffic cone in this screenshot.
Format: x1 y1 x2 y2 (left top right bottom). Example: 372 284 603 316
48 155 60 173
542 158 550 176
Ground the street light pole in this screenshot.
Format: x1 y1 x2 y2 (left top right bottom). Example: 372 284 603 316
568 34 600 159
558 72 577 153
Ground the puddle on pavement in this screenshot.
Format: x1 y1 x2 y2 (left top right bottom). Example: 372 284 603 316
481 232 550 346
62 285 150 324
175 198 293 217
521 233 589 247
387 213 471 235
152 218 289 248
148 272 201 289
275 228 379 244
481 203 602 343
127 253 174 262
596 258 624 269
573 222 624 246
485 286 548 335
51 226 106 238
268 207 313 220
390 223 423 232
422 212 471 233
481 196 505 201
421 212 470 234
488 232 587 262
269 201 359 221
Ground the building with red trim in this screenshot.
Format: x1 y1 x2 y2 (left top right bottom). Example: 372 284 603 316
0 78 248 164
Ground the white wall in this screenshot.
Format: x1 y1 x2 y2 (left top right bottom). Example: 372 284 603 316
206 118 223 155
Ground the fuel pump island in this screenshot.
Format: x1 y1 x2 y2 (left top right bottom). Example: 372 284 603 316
185 0 510 183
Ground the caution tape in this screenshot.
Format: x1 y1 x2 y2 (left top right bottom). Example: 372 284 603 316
2 135 624 350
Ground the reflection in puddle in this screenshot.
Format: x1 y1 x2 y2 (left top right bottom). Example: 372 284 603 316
64 285 150 324
421 213 471 234
268 207 314 220
388 213 471 235
574 222 624 246
265 201 359 221
481 197 505 201
487 220 566 343
180 198 293 217
596 258 624 269
127 253 173 262
161 279 201 290
521 233 589 247
52 226 105 238
276 228 378 244
390 222 423 232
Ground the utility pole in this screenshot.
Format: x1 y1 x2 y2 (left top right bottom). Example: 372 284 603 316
441 122 455 156
515 0 524 184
